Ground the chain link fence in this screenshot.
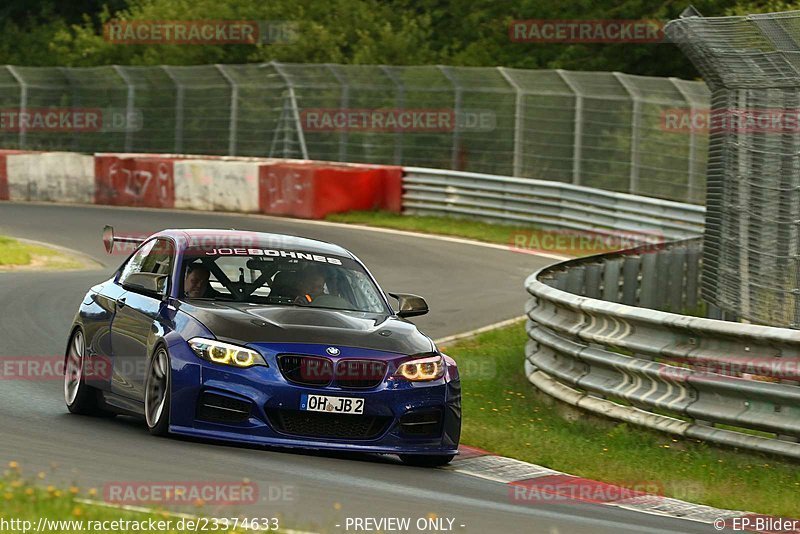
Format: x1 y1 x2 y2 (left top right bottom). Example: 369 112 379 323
0 62 708 203
667 10 800 328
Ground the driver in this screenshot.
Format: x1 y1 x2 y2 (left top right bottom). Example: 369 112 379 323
295 265 327 304
184 264 212 298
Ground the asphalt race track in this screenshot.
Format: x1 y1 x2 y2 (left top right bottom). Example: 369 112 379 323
0 202 717 533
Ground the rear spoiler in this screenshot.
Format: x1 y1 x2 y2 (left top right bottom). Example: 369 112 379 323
102 225 146 254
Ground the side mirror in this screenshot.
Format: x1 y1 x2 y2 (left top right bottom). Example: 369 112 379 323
123 273 169 299
389 292 429 318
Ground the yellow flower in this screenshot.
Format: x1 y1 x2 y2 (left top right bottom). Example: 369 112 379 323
333 502 342 510
53 490 63 498
193 498 205 508
69 486 79 496
46 485 56 493
3 493 12 501
87 488 97 498
24 488 33 497
72 507 83 517
8 462 18 470
37 472 46 480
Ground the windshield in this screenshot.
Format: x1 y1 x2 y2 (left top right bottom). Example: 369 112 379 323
179 248 388 314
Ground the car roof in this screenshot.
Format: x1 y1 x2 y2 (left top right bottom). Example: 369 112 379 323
153 229 355 259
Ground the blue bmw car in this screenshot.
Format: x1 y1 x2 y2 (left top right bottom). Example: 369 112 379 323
64 227 461 466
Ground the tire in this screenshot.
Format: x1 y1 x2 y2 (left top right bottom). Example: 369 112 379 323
145 346 171 436
399 454 456 467
64 329 112 417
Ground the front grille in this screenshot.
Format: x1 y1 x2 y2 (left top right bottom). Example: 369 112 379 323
266 409 391 440
196 392 252 424
278 355 333 386
336 360 388 389
399 409 443 437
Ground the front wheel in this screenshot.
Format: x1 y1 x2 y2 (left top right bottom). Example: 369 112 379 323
145 347 171 436
399 454 456 467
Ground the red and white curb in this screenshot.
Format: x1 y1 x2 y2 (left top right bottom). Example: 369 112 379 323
449 446 799 533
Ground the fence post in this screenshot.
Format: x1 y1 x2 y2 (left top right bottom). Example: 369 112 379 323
497 67 524 177
215 64 239 156
614 72 642 195
438 65 462 171
6 66 27 149
162 66 184 153
671 77 699 203
326 64 350 162
556 70 583 185
271 62 309 160
381 65 405 165
112 66 135 153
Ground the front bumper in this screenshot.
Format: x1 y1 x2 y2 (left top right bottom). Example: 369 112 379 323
167 340 461 455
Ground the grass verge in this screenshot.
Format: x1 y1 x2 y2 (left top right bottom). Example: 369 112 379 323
444 322 800 517
0 465 215 533
0 236 88 270
326 211 623 256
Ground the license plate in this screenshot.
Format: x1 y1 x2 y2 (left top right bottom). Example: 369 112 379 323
300 394 364 415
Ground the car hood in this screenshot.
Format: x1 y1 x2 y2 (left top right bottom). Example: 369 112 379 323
177 300 435 355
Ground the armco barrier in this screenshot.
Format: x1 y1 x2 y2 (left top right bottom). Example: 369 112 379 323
403 167 705 241
95 155 175 209
526 239 800 460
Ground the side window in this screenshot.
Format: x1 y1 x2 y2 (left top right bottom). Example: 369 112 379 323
119 239 174 295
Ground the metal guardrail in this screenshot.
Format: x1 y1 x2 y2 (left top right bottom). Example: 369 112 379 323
403 167 705 241
525 239 800 460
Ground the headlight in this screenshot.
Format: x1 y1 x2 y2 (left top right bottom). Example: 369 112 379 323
395 354 445 382
188 338 267 368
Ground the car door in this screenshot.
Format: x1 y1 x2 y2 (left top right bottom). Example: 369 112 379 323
110 238 175 401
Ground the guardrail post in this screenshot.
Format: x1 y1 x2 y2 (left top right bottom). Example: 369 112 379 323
602 258 622 302
215 64 239 156
7 66 28 149
162 66 184 153
584 264 602 299
566 266 585 295
686 245 700 311
655 250 671 310
556 70 583 185
622 255 640 305
497 67 524 177
669 247 687 312
639 253 657 308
